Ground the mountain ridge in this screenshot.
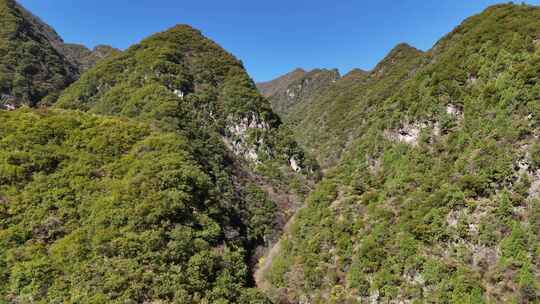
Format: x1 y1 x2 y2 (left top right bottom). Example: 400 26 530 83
16 0 120 71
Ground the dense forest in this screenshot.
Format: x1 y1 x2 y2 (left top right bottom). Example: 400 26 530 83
0 109 270 302
0 0 310 302
1 0 540 303
261 3 540 303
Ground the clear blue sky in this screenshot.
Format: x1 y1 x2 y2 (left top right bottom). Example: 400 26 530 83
18 0 540 82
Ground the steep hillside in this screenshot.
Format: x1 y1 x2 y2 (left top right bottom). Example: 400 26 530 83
56 25 308 169
0 0 77 106
47 21 315 300
0 5 313 303
258 68 340 119
264 4 540 303
16 1 119 72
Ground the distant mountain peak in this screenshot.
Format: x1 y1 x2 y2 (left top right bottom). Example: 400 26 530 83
147 23 207 42
392 42 417 50
169 23 201 31
257 68 307 98
370 42 423 78
385 42 423 60
291 67 307 73
257 68 340 118
342 68 368 79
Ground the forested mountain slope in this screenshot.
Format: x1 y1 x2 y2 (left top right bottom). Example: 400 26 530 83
0 109 271 303
17 1 120 73
55 24 311 174
2 1 540 303
0 2 312 303
263 4 540 303
55 21 317 244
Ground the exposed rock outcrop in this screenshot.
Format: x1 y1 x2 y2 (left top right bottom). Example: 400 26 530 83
224 113 271 162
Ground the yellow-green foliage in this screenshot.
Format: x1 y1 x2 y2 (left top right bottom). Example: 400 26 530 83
0 16 309 303
56 25 274 125
0 109 271 303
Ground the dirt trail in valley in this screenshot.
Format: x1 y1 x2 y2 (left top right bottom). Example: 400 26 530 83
254 201 304 291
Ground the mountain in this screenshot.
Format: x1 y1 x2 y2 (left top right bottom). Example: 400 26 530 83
54 23 317 233
55 24 313 176
60 44 120 72
16 1 120 72
262 4 540 303
0 0 77 106
2 1 540 303
258 68 340 119
264 44 424 169
258 68 308 98
0 11 311 302
0 0 118 108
